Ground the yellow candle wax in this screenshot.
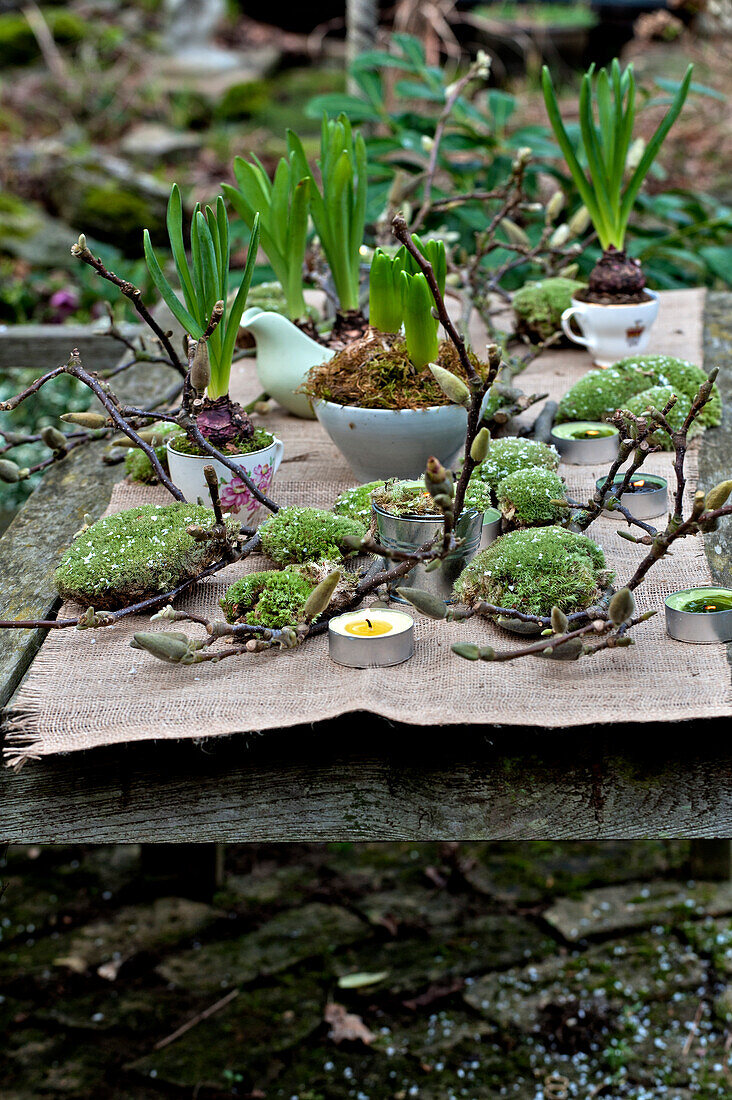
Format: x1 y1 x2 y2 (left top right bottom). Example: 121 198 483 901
344 618 394 637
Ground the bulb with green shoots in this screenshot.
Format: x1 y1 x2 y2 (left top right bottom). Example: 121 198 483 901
542 59 692 299
368 235 446 369
144 185 260 448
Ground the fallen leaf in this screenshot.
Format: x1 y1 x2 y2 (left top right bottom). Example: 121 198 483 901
337 971 389 989
324 1001 374 1045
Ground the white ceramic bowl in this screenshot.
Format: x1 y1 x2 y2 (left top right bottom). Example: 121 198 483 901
314 400 468 481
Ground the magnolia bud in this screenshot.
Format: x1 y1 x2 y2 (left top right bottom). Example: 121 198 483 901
549 224 571 248
470 427 490 464
41 426 68 452
190 337 211 393
303 570 341 621
396 587 447 620
551 606 569 634
342 534 365 552
705 480 732 512
452 642 481 661
61 412 108 429
500 218 530 248
567 205 591 236
608 587 635 626
130 631 191 663
0 459 22 483
545 191 565 222
429 364 471 408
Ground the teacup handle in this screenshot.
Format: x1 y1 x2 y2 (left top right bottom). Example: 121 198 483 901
561 305 589 347
271 437 285 473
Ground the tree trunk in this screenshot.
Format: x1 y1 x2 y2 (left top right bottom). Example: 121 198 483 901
346 0 379 95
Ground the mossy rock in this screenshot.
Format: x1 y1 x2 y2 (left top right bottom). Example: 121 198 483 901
0 10 87 67
333 481 385 524
471 437 560 493
55 504 239 610
497 468 568 527
259 506 366 565
615 354 721 427
215 80 271 121
73 185 157 254
221 569 314 628
556 355 720 428
454 526 611 619
512 277 585 343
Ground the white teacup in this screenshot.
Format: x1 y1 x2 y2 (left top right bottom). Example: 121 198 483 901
167 435 284 520
561 290 659 368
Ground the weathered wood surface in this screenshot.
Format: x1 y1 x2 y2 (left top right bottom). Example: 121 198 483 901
0 295 731 842
0 337 173 709
0 717 731 841
0 322 141 373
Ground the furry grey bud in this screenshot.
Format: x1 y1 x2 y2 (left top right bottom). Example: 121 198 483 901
550 606 569 634
429 364 471 408
61 412 108 429
303 570 341 621
608 587 635 626
0 459 22 483
190 337 211 393
452 642 481 661
41 427 68 452
396 587 447 620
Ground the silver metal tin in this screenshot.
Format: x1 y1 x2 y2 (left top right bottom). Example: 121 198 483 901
373 504 483 602
328 611 414 667
596 475 668 521
665 587 732 644
550 421 619 465
480 508 502 550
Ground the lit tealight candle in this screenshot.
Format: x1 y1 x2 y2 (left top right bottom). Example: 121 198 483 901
665 586 732 643
329 608 414 667
550 421 619 465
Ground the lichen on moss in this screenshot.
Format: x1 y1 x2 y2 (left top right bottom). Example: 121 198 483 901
221 569 314 627
454 526 612 618
556 355 720 428
55 504 239 610
259 507 366 565
513 277 585 342
124 424 175 485
333 481 385 524
497 468 568 527
471 437 560 492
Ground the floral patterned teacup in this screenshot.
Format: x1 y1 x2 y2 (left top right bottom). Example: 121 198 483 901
167 436 285 520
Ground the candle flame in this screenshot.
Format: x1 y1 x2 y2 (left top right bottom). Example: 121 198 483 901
633 479 645 488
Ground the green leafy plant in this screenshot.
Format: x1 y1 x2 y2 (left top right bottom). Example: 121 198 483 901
542 59 692 295
144 184 260 400
287 115 367 315
369 235 446 367
222 155 310 323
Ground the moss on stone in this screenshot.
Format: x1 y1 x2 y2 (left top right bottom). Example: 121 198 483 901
497 468 568 527
221 569 314 628
259 506 366 565
215 80 270 121
55 503 239 610
615 354 721 427
74 185 156 253
332 481 385 524
624 384 698 449
454 526 611 618
471 437 560 492
557 355 721 428
513 277 585 342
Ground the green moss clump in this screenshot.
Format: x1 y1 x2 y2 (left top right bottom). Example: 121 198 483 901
259 507 366 565
556 355 721 429
497 468 568 526
333 481 385 524
124 425 175 485
215 80 270 121
513 277 585 342
463 480 495 512
472 437 560 492
614 355 721 427
454 526 611 618
0 11 87 66
221 569 314 628
624 385 697 450
169 428 274 458
55 504 239 610
75 186 156 253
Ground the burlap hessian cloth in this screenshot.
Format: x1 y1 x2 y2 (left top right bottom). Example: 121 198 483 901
5 289 732 765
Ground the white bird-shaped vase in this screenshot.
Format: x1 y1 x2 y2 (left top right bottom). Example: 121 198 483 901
241 308 334 419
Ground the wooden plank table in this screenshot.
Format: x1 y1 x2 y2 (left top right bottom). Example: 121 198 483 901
1 296 732 847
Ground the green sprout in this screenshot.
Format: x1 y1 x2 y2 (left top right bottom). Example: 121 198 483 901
542 59 692 253
223 154 310 323
287 114 367 314
368 235 446 368
143 184 260 400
